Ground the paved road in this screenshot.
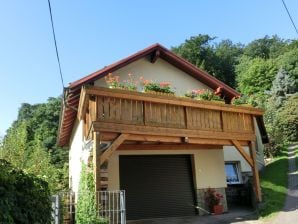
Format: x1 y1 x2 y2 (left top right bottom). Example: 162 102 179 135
271 144 298 224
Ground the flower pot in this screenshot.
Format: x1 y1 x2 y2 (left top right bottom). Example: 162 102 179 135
213 204 223 215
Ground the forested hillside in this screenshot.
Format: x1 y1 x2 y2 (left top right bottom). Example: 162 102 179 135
173 34 298 155
0 34 297 192
0 97 68 192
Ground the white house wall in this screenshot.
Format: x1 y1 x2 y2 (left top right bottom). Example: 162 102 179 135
107 149 227 191
69 120 84 194
254 117 265 170
223 119 265 172
95 58 212 95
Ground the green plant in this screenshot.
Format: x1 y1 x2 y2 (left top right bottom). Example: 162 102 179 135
204 188 223 212
259 149 288 219
0 159 52 224
231 95 250 105
185 89 224 102
105 73 123 89
76 163 108 224
142 79 175 94
105 73 138 91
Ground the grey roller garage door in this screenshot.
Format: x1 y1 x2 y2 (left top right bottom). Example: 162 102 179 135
119 155 196 220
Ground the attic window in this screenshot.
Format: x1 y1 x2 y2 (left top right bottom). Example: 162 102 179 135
225 162 242 184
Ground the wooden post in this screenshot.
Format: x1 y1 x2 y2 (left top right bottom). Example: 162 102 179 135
249 141 262 202
93 131 101 204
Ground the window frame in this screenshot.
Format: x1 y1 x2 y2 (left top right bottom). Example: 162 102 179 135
224 161 242 184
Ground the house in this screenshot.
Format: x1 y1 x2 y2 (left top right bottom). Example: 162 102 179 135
58 43 268 220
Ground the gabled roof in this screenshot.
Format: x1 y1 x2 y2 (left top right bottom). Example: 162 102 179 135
58 43 241 147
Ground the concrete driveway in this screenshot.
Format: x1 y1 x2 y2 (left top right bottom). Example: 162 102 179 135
127 208 261 224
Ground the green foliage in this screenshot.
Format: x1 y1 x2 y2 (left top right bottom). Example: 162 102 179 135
143 81 175 94
259 150 288 218
236 56 278 95
76 163 108 224
243 35 288 59
172 35 243 88
0 159 52 223
276 95 298 142
277 47 298 82
0 97 68 192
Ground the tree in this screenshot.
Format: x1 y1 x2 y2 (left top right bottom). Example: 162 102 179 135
214 39 243 87
243 35 288 59
172 35 243 88
277 47 298 82
236 56 278 96
172 34 215 68
1 97 68 192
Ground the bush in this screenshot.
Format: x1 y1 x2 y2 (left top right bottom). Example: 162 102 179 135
276 95 298 142
76 163 108 224
0 159 51 224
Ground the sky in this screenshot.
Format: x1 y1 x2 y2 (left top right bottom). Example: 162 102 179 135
0 0 297 136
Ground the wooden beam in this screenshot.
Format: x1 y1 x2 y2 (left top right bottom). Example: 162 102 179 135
77 86 89 119
100 132 250 146
189 138 231 145
249 141 262 202
93 132 101 192
93 122 256 141
150 50 160 63
231 139 253 167
127 134 182 143
99 133 129 166
118 144 222 151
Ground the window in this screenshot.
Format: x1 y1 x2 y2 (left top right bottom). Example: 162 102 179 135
225 162 242 184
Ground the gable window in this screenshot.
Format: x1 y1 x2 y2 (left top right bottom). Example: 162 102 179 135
225 162 242 184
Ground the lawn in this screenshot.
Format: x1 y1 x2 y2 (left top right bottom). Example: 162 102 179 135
258 149 288 219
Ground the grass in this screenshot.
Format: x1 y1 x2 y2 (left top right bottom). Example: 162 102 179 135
258 149 288 219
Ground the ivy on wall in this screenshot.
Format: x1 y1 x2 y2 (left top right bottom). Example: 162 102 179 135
76 163 108 224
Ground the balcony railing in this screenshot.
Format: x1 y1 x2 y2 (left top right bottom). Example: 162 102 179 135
79 86 263 142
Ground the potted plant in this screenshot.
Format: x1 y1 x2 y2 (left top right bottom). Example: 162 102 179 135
204 188 224 215
185 89 225 103
141 78 175 95
231 95 253 107
105 73 138 91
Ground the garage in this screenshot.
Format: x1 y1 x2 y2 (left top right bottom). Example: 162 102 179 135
119 155 196 220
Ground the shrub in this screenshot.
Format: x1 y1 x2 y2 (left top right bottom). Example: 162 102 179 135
0 159 51 224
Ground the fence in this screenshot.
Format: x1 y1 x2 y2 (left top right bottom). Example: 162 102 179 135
51 190 125 224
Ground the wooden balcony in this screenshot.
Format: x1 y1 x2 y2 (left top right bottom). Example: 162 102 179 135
79 86 264 202
79 86 264 145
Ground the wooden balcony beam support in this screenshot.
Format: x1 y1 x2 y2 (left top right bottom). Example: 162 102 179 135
93 132 101 192
231 139 253 167
93 122 256 141
118 144 222 151
100 132 250 146
99 133 129 166
249 141 262 202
